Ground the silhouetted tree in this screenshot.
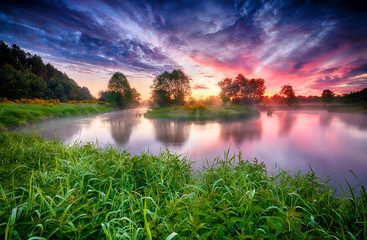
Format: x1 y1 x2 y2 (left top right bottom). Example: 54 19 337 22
151 69 191 108
218 74 266 104
218 77 236 103
322 89 334 103
342 88 367 103
280 84 297 106
131 88 141 105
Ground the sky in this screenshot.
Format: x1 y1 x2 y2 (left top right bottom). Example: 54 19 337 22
1 0 367 100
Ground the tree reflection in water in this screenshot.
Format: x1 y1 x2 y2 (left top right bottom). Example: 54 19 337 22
335 112 367 130
319 111 333 128
105 110 141 145
152 119 190 146
277 112 297 136
219 116 262 145
19 117 92 142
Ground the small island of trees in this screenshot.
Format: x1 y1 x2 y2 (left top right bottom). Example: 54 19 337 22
0 40 366 125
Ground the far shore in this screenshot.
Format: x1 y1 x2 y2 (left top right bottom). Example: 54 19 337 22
256 102 367 112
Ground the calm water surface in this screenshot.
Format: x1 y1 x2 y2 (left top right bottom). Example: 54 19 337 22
21 109 367 189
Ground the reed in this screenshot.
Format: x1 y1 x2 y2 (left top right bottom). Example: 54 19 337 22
0 131 365 239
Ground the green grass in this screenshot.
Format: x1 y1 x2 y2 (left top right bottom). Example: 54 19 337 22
145 105 259 121
0 103 114 129
0 131 366 239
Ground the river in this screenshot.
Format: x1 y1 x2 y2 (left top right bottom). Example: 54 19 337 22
20 108 367 191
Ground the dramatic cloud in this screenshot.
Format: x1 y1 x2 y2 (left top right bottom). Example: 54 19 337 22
193 84 209 90
1 0 366 98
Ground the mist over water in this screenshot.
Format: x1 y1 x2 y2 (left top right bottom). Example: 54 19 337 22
20 109 367 190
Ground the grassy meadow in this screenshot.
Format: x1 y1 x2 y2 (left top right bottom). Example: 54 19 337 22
0 131 366 239
145 105 259 121
0 102 114 129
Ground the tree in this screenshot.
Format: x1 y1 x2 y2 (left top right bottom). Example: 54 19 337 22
280 84 297 106
0 42 94 101
218 74 266 104
46 77 65 100
321 89 334 103
107 72 140 108
80 87 93 100
151 69 191 107
218 77 235 103
0 64 45 99
342 88 367 103
131 88 141 104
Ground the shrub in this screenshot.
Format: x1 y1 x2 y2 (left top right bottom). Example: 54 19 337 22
195 103 207 110
184 104 194 110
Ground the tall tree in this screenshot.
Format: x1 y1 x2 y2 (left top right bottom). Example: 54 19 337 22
151 69 191 107
280 84 297 106
218 74 266 104
218 77 235 103
107 72 139 108
321 89 334 103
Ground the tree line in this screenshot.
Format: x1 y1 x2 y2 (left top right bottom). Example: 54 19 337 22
1 41 365 108
0 41 93 101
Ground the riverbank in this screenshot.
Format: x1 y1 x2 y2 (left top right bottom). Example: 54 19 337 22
257 103 367 112
145 105 259 120
0 131 365 239
0 103 115 129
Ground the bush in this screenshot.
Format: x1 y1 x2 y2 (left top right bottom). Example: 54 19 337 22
184 104 194 110
195 103 207 109
184 104 207 110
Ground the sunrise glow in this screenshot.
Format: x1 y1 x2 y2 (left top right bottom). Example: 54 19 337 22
1 1 366 99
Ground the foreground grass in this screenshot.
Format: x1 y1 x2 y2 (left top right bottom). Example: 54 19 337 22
0 103 114 129
0 131 366 239
145 105 259 121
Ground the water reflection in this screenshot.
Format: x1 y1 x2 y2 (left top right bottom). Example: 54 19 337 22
104 110 141 145
152 119 190 146
20 116 92 141
17 109 367 190
219 116 262 144
336 112 367 130
277 112 297 136
319 112 332 128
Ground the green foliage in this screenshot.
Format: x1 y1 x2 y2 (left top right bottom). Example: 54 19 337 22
0 64 46 99
0 41 93 101
218 74 266 104
105 72 141 108
151 69 191 108
145 105 259 120
0 103 113 129
0 131 366 239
